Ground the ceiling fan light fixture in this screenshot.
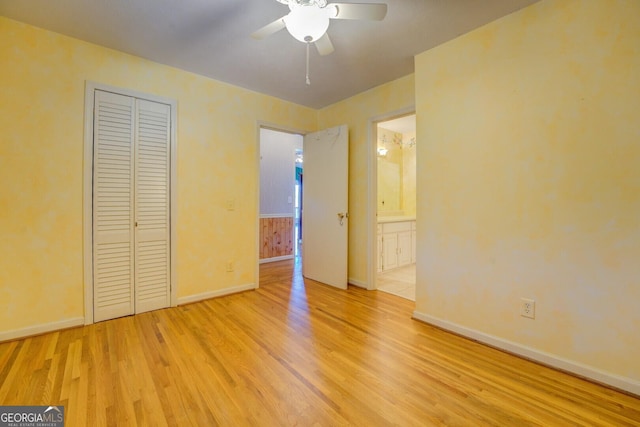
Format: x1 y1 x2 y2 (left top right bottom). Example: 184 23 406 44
278 0 328 7
284 5 330 43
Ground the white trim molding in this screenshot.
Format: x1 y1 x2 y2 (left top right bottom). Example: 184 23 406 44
0 317 85 343
177 283 256 306
260 214 294 219
259 255 294 264
348 278 368 289
412 310 640 397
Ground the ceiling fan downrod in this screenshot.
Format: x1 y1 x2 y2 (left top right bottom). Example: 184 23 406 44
252 0 389 85
306 40 311 85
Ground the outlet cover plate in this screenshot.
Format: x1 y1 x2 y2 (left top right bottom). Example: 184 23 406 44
521 298 535 319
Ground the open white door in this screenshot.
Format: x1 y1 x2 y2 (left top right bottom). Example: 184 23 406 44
302 125 349 289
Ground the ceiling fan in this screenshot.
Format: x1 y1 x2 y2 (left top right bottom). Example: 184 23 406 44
252 0 388 84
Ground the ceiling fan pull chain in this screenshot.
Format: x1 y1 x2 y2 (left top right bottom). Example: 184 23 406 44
305 42 311 85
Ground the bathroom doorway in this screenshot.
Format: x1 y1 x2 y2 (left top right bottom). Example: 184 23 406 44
375 114 416 300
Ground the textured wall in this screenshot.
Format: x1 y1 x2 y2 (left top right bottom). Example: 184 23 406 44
377 127 403 214
0 17 317 333
402 132 417 217
415 0 640 386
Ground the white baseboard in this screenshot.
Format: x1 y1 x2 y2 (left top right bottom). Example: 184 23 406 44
259 255 294 264
412 311 640 397
348 278 368 289
177 283 256 305
0 284 258 342
0 317 85 343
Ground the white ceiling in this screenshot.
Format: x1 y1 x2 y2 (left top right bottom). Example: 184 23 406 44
0 0 539 109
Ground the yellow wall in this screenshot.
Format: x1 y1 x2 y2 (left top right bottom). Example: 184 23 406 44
415 0 640 384
377 127 404 214
376 127 416 217
402 131 417 217
0 17 316 333
319 75 415 284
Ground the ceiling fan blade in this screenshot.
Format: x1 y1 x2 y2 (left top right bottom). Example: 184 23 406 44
315 33 335 56
251 16 287 39
329 2 387 20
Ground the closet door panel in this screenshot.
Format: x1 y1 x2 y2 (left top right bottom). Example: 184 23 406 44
134 99 171 313
93 90 135 322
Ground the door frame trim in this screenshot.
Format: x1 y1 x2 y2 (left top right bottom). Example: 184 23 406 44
83 81 178 325
366 106 415 290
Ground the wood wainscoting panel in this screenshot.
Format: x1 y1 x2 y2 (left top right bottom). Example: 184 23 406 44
260 216 293 259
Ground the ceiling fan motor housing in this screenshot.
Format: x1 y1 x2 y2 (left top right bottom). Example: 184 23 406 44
278 0 329 7
284 3 331 43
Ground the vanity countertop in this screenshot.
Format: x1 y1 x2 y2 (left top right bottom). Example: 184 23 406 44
377 216 416 224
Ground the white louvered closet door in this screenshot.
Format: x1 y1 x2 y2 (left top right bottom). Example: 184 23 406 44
134 99 171 314
93 90 136 322
93 90 171 322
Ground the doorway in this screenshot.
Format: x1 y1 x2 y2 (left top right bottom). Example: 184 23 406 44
258 128 302 265
294 153 303 259
258 124 349 290
373 114 416 301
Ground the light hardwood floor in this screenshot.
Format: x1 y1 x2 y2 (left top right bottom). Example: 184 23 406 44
1 259 639 426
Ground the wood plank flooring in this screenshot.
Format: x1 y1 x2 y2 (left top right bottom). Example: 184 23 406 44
1 259 639 426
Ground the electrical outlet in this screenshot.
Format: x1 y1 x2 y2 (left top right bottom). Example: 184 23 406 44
520 298 535 319
226 261 234 272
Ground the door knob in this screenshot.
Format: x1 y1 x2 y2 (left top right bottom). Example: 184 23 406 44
337 212 348 225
